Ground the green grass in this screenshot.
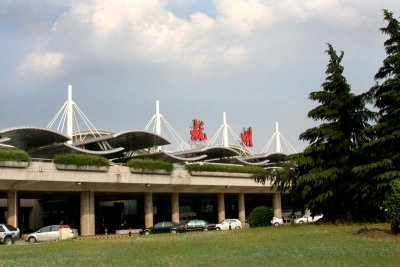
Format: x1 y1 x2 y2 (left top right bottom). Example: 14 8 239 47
186 163 267 175
0 224 399 267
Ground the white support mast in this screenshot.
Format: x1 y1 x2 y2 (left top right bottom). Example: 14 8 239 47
275 121 281 153
67 85 73 144
222 112 228 148
47 85 102 143
144 100 190 152
155 100 161 136
261 121 296 154
207 112 252 156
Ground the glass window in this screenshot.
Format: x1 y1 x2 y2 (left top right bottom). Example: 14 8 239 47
50 225 60 232
154 222 163 228
0 226 4 232
5 224 17 231
197 221 205 226
39 226 51 233
187 221 196 226
164 222 173 227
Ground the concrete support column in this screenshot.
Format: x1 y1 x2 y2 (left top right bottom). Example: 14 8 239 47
80 191 95 236
238 193 245 223
272 192 282 218
144 192 153 228
171 193 179 224
7 190 18 228
29 200 43 230
217 193 225 223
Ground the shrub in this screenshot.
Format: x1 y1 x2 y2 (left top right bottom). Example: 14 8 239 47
186 163 267 175
127 158 173 172
0 149 31 162
248 206 274 228
383 179 400 234
53 154 110 167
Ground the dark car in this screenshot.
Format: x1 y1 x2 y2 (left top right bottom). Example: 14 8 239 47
183 220 216 232
140 221 184 235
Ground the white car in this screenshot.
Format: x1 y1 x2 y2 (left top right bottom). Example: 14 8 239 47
25 225 78 243
294 214 323 224
271 217 284 226
216 219 242 230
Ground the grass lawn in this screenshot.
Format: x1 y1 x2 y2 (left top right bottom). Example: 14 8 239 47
0 223 399 266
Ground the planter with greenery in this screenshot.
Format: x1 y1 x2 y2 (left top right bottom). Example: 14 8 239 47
127 159 173 175
186 163 268 179
0 149 31 168
53 154 110 172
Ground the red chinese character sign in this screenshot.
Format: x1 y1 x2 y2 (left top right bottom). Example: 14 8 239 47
241 127 253 147
190 119 207 141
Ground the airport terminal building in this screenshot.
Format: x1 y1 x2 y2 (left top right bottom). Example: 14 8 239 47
0 87 293 235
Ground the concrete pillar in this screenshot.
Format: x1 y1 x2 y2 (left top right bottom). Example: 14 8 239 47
80 191 95 236
217 193 225 223
29 200 43 230
171 193 179 224
7 190 18 228
238 193 245 223
144 192 153 228
272 192 282 218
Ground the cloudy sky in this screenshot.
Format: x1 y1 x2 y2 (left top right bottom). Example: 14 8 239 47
1 0 399 153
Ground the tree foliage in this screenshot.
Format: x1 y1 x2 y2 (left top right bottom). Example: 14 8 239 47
383 179 400 234
352 10 400 207
291 44 372 220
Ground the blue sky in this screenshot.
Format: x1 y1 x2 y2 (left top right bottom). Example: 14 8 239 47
1 0 399 153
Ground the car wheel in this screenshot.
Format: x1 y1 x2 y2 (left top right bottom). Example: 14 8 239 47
235 226 241 229
203 228 208 232
3 236 13 245
216 227 221 231
299 221 304 224
28 237 37 244
274 222 279 226
144 231 150 236
171 229 177 234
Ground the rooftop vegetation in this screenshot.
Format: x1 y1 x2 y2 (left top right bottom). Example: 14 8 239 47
0 149 31 162
127 158 173 172
53 154 110 167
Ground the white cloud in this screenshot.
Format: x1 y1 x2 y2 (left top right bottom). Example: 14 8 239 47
13 0 400 82
17 52 64 78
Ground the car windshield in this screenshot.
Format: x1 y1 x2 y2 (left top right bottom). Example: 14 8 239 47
4 224 18 231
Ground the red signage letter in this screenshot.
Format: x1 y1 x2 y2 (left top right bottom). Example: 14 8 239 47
190 119 207 141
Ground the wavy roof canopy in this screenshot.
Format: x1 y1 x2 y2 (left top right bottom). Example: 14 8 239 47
74 130 170 151
131 151 207 163
0 127 70 151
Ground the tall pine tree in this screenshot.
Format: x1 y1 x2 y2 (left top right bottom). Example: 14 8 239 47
293 44 371 220
353 10 400 209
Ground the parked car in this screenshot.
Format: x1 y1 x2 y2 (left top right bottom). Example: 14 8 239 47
215 219 242 230
271 217 284 226
183 220 216 232
25 225 78 243
294 213 323 224
0 224 20 245
140 221 185 235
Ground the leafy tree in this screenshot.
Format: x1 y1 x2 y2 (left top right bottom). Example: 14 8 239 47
292 44 372 220
352 10 400 209
383 179 400 234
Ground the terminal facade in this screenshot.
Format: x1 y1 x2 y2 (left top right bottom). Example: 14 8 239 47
0 86 293 235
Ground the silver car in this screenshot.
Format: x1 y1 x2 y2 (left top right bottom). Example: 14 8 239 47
25 225 78 243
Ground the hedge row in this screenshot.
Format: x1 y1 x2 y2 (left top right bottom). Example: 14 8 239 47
53 154 110 167
127 158 173 172
0 149 31 162
186 163 267 175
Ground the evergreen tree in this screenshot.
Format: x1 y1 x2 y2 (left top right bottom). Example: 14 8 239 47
293 44 372 220
353 10 400 207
